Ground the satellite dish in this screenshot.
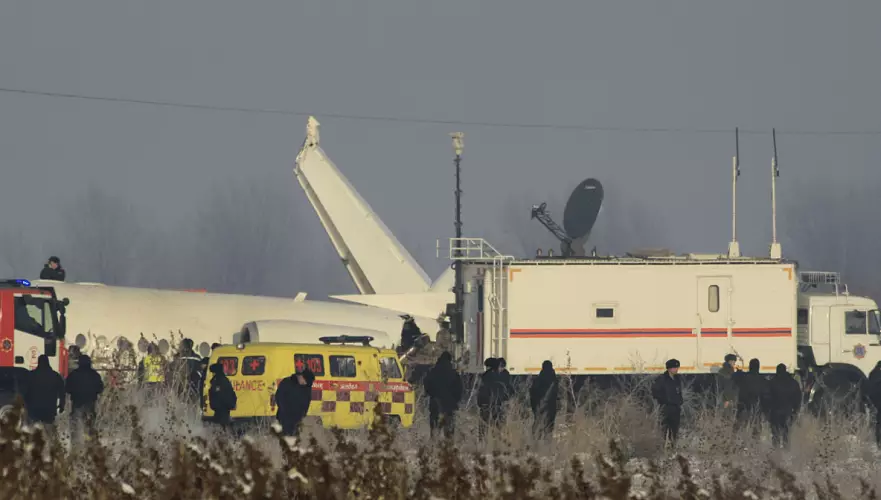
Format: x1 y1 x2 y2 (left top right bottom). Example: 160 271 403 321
563 178 604 242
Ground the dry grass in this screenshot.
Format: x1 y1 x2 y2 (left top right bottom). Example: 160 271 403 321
6 336 875 498
3 362 881 499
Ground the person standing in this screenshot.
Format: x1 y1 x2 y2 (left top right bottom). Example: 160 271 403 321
717 354 738 409
529 360 559 439
734 358 769 438
477 358 505 438
138 343 166 394
767 363 801 448
652 358 683 446
207 363 236 428
423 351 463 439
64 355 104 446
275 366 315 436
22 355 66 432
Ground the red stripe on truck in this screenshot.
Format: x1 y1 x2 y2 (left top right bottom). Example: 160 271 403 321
0 296 13 367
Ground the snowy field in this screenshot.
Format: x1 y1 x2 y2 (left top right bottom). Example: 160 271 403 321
4 371 879 499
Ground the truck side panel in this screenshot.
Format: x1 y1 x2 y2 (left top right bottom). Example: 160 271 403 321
488 263 796 375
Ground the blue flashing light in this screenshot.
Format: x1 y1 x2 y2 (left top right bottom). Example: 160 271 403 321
15 279 31 287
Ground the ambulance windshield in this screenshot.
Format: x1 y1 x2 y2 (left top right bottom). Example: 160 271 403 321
870 310 881 336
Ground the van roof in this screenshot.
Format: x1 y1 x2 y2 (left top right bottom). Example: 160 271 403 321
212 342 397 356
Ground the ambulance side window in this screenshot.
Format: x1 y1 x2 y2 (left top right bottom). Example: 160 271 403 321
218 357 238 376
294 354 325 376
330 355 356 377
242 356 266 376
380 357 403 379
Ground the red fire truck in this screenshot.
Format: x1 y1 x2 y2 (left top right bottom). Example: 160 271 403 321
0 279 70 417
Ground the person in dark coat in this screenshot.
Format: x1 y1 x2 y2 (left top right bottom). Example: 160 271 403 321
767 363 801 448
64 355 104 445
865 361 881 446
39 256 66 281
275 366 315 436
529 360 559 439
716 354 738 409
170 338 203 404
652 358 683 446
423 351 463 439
207 363 236 427
22 355 66 428
477 358 505 438
734 358 769 438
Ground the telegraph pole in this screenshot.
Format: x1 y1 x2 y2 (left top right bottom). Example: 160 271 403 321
450 132 464 343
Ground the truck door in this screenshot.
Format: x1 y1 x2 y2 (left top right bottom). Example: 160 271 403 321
697 276 732 370
831 306 878 375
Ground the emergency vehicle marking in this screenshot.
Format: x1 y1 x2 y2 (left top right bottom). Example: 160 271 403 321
232 379 266 392
510 327 792 338
0 338 11 352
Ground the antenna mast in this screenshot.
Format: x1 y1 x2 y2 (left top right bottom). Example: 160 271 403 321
770 128 782 259
450 132 465 343
728 127 741 258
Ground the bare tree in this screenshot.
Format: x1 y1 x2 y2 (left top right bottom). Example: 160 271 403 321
180 175 352 298
781 178 881 299
50 185 156 285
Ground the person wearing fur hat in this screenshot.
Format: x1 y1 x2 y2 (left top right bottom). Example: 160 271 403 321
651 358 683 446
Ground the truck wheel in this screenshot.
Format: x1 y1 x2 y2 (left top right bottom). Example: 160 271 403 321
0 404 16 424
811 370 861 418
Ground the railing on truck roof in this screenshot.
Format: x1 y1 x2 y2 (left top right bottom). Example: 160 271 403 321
799 271 848 296
449 238 512 261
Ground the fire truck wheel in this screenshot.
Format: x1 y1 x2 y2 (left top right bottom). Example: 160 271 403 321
0 404 15 422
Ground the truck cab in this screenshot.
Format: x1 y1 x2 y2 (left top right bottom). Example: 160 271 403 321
0 279 69 375
796 272 881 404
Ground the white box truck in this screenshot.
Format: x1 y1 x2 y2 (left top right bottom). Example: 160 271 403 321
449 238 880 403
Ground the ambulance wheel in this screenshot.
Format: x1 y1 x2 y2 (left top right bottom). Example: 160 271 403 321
383 415 401 432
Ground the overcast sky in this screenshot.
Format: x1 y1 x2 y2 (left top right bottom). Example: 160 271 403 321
1 0 879 295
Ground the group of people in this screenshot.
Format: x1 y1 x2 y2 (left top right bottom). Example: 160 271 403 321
422 353 560 440
19 353 104 446
652 355 803 448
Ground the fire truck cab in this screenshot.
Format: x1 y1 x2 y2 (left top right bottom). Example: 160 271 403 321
0 279 70 376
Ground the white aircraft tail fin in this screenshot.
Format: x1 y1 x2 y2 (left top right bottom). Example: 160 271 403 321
294 117 432 295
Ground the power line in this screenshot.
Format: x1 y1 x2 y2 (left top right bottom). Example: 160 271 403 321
1 86 879 137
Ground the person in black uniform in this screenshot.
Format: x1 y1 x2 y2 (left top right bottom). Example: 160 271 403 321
207 363 236 427
477 358 505 438
275 366 316 436
423 351 463 439
22 355 66 430
734 358 769 438
767 363 801 448
39 256 66 281
64 355 104 446
652 358 683 446
529 360 559 439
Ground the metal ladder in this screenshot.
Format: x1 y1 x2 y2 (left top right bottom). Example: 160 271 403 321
448 238 513 361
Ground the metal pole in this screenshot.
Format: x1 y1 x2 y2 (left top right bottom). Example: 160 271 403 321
450 132 465 343
770 128 782 259
728 127 741 258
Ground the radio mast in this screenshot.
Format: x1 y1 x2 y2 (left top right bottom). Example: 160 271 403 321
728 127 741 258
451 132 465 343
770 128 782 259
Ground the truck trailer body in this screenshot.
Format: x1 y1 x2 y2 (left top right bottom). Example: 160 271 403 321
451 238 880 389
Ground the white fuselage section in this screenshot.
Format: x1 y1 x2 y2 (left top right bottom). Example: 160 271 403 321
460 257 799 375
33 280 436 360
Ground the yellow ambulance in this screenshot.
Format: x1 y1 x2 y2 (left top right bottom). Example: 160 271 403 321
202 336 415 429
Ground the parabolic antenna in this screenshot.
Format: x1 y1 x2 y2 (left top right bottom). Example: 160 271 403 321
563 178 604 242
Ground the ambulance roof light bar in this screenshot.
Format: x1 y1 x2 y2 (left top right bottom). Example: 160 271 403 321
319 335 374 346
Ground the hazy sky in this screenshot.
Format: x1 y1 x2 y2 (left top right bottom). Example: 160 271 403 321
1 0 879 293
